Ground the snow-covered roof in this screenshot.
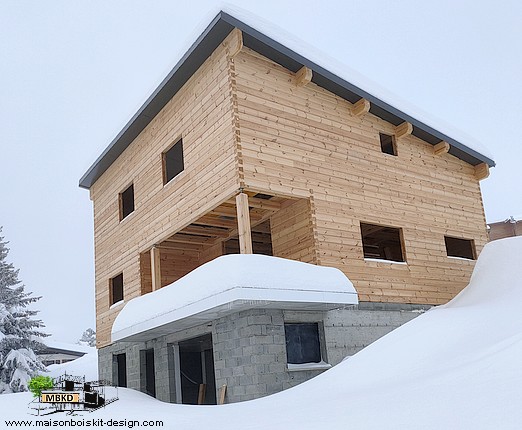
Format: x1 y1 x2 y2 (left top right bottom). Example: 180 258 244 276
79 9 494 189
112 254 357 342
41 340 94 355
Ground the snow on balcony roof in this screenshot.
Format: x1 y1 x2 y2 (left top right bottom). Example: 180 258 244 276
112 254 358 342
79 8 494 189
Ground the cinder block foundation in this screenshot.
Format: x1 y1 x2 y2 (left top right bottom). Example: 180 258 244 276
98 303 428 404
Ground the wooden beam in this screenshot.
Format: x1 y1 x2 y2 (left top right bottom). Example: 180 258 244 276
295 66 312 87
474 163 490 181
394 121 413 139
163 234 215 245
223 28 243 58
235 192 253 254
158 242 204 252
433 141 450 155
151 246 161 291
180 224 230 238
226 196 282 211
352 98 370 116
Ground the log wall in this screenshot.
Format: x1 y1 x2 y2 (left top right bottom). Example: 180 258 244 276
91 35 241 347
234 47 488 305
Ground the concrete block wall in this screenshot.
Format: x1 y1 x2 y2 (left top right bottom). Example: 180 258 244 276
98 303 429 404
98 338 171 402
324 303 430 365
212 309 324 403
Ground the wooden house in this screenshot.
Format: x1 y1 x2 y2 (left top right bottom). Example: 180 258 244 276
80 11 494 403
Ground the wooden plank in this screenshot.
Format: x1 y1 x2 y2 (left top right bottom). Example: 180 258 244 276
394 121 413 138
351 98 370 116
151 247 161 292
227 195 282 211
295 66 312 87
218 384 227 405
235 192 253 253
433 141 450 155
197 384 206 405
179 224 230 238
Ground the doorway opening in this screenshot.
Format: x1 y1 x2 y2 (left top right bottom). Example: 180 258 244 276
113 353 127 387
179 334 216 405
140 348 156 397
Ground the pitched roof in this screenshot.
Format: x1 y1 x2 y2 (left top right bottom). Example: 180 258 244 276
79 10 495 189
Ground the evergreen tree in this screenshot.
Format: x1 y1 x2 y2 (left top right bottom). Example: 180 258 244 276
78 328 96 347
0 227 47 393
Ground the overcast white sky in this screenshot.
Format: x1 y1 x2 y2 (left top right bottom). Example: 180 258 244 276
1 0 520 343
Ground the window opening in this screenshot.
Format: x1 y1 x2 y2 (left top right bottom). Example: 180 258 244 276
360 222 405 262
284 323 321 364
445 236 476 260
379 133 397 156
110 273 124 305
119 184 134 220
163 139 184 184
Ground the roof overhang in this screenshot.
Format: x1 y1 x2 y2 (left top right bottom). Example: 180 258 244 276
111 254 358 343
79 11 495 190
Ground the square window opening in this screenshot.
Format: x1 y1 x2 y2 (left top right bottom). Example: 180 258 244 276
379 133 397 156
284 322 322 364
119 184 134 220
110 273 124 305
445 236 476 260
163 139 184 184
360 222 405 262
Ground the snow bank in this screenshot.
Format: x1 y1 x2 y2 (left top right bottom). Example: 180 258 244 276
46 351 98 382
112 254 357 341
2 238 522 429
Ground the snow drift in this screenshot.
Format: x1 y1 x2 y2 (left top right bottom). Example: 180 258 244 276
1 237 521 430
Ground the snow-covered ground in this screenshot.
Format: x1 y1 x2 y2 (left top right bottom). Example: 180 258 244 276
1 237 521 429
45 350 98 382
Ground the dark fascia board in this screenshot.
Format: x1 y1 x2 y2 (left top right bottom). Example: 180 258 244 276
79 11 494 189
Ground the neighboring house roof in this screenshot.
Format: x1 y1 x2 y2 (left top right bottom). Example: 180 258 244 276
112 254 358 342
39 340 94 357
79 10 495 190
487 215 522 226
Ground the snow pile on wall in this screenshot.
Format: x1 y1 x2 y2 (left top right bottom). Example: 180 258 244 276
112 254 357 341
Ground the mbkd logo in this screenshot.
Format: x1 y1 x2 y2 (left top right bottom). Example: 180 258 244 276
41 392 81 403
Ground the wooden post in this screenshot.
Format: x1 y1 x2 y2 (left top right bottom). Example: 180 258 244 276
151 246 161 291
235 192 253 254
